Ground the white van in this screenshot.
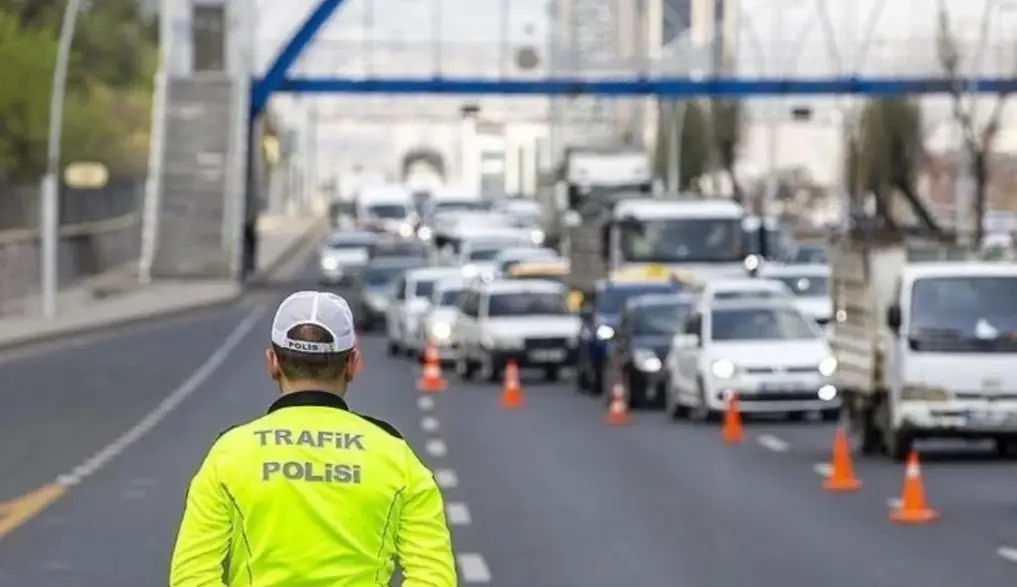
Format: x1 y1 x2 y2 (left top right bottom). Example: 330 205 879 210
356 185 413 237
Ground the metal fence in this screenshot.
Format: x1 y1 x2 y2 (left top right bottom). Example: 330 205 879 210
0 176 144 312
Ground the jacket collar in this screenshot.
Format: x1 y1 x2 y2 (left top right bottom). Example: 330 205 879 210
268 390 349 413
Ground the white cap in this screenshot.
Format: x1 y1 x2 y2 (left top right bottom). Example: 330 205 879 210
271 291 357 353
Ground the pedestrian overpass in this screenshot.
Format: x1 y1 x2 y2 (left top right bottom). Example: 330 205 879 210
142 0 1017 283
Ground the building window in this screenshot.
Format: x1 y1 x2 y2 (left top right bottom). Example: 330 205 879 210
192 5 225 72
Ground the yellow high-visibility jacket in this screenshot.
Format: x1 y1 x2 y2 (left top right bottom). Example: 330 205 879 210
169 390 456 587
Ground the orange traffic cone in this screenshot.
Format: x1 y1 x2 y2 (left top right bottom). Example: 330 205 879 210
721 392 744 444
890 451 938 523
416 341 447 393
604 381 630 425
823 427 862 491
498 361 525 409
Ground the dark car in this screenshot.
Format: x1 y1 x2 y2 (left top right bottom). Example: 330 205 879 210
789 243 828 265
347 257 427 331
575 280 687 396
604 294 696 409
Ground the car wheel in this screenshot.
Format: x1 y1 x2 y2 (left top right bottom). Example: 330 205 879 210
455 353 475 381
591 367 604 397
575 362 590 394
665 378 690 421
543 366 560 382
478 352 501 383
386 340 399 356
690 379 718 423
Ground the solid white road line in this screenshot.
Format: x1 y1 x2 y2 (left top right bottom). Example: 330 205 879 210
446 502 472 525
997 546 1017 563
756 434 790 453
457 553 492 583
812 463 833 477
425 439 448 457
435 469 459 488
57 305 267 487
421 416 439 432
418 396 435 410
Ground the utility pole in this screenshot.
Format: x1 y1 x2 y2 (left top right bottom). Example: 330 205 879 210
40 0 83 318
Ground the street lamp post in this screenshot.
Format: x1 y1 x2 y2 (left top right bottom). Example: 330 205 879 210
40 0 83 319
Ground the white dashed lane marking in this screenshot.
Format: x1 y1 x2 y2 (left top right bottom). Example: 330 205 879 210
57 305 266 487
458 553 492 583
425 439 448 457
418 396 435 410
997 546 1017 563
435 469 459 488
756 434 789 453
446 502 472 525
421 416 439 432
812 463 832 477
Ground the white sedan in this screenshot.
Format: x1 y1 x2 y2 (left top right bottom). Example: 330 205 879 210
664 298 839 421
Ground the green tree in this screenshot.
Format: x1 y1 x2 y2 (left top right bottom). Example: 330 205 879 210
0 2 156 182
653 100 711 191
710 99 743 203
847 98 942 234
0 13 58 181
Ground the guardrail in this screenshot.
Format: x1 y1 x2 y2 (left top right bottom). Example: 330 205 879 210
0 177 143 312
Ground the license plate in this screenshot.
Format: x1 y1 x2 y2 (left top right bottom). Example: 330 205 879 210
757 381 808 393
529 349 565 362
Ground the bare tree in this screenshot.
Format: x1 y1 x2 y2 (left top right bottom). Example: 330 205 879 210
936 0 1013 247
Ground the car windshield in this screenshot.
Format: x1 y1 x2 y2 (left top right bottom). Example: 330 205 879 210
769 275 828 297
367 204 407 219
435 200 489 213
363 265 411 287
791 245 828 264
710 307 819 341
374 243 427 258
632 302 693 336
326 235 371 249
468 247 502 261
619 217 742 263
488 292 567 316
596 285 679 315
510 274 566 284
437 287 465 306
713 289 788 301
743 226 794 260
908 276 1017 352
507 211 540 228
411 279 436 299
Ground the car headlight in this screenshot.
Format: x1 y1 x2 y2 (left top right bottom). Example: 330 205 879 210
417 226 433 240
596 325 614 340
398 223 413 237
633 348 662 372
818 356 838 377
710 359 736 379
320 257 340 271
530 229 545 244
430 322 451 341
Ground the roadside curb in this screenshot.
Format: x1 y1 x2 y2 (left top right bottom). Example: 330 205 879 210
0 218 325 354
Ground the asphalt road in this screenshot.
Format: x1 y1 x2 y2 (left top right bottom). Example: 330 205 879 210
2 257 1017 585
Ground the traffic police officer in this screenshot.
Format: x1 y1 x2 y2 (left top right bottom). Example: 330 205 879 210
169 291 457 586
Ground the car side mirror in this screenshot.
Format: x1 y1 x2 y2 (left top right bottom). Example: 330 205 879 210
673 334 699 349
886 304 901 333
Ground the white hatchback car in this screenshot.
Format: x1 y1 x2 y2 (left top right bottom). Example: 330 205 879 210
451 279 580 382
385 267 463 356
664 298 839 421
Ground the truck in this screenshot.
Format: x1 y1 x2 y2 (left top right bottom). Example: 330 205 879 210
832 232 1017 460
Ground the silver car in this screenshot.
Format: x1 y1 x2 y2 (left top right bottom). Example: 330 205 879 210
318 231 376 285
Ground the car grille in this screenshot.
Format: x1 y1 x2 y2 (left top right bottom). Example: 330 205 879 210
525 337 568 350
815 317 830 326
741 391 821 402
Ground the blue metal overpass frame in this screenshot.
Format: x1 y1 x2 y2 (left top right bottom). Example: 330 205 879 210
250 0 1017 118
